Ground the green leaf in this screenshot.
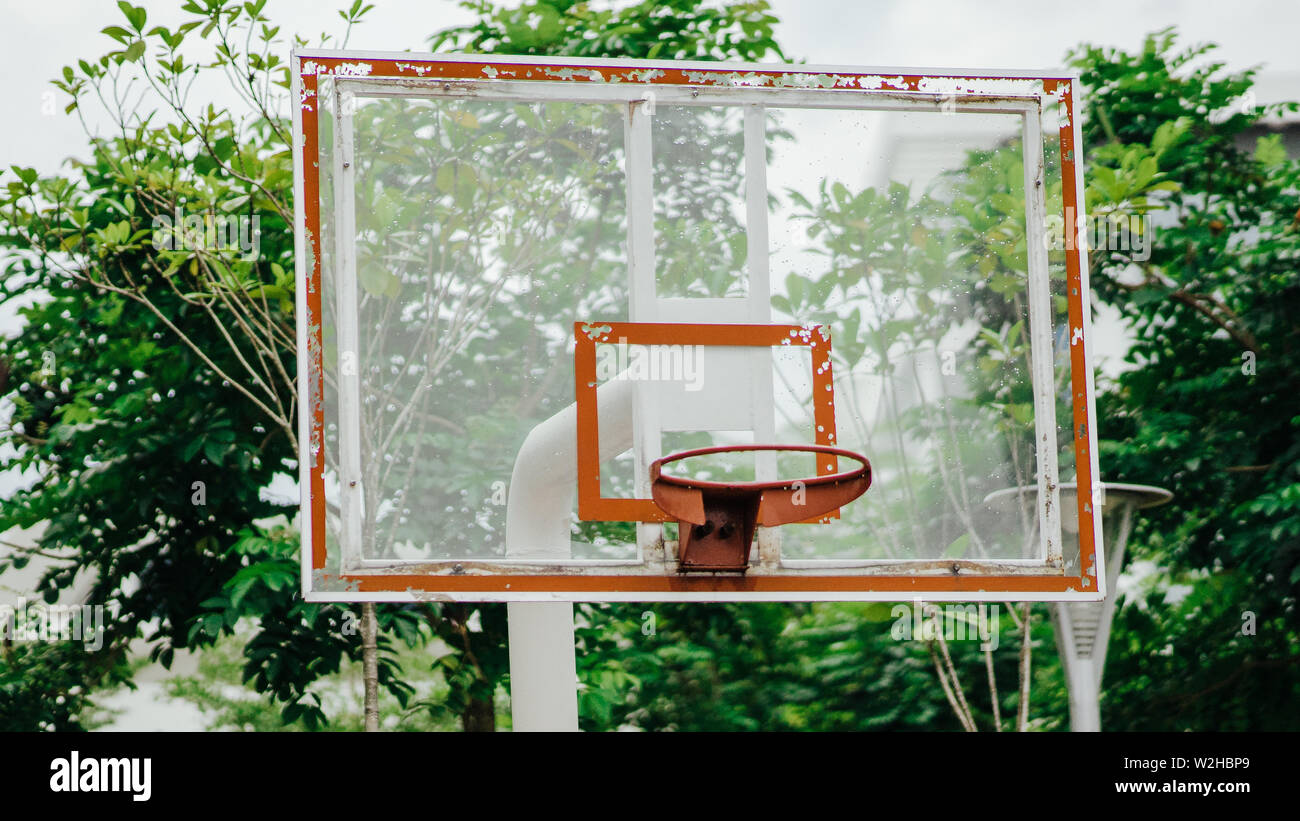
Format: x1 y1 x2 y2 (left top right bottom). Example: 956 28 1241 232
213 135 236 162
990 193 1020 214
446 109 479 129
1133 155 1158 189
202 613 223 637
123 40 146 63
434 162 457 194
1254 134 1287 167
203 437 227 465
10 166 38 187
118 1 147 32
101 25 132 44
1132 286 1171 307
1006 403 1034 425
943 533 971 558
358 266 401 298
1150 117 1188 156
858 602 899 622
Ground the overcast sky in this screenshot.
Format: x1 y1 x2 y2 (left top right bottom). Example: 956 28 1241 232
2 0 1299 176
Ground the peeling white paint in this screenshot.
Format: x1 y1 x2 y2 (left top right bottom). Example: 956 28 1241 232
580 322 613 341
684 70 775 87
322 61 374 77
543 67 605 82
774 72 838 89
394 62 432 76
314 570 362 592
913 76 1046 97
625 69 665 83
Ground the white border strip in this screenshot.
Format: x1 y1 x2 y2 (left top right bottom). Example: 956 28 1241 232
332 81 365 573
306 590 1105 603
1022 103 1064 568
337 76 1042 113
292 53 314 594
295 48 1079 81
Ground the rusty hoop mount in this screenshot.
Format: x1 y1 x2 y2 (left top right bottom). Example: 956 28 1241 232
649 444 872 573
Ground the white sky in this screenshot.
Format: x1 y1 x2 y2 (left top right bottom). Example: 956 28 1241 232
2 0 1298 176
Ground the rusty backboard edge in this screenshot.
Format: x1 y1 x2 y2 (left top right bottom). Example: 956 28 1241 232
294 51 1099 602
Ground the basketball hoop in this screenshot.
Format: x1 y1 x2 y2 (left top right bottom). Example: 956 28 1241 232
650 445 872 572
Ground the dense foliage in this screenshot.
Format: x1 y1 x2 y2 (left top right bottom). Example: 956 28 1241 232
0 0 426 730
1073 29 1300 730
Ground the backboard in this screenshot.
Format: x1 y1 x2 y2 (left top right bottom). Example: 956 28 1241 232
293 51 1102 601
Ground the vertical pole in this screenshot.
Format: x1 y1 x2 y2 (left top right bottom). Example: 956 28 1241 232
1020 104 1063 569
503 382 635 732
744 104 779 565
1066 656 1101 732
507 603 579 731
624 95 662 556
332 81 365 571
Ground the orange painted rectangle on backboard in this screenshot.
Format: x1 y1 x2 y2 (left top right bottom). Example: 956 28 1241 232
574 321 837 522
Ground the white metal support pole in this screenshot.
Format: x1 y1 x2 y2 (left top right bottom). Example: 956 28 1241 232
505 380 636 731
1052 486 1168 732
504 398 582 732
1066 655 1102 731
1054 602 1101 732
506 602 579 731
505 395 581 732
504 92 655 732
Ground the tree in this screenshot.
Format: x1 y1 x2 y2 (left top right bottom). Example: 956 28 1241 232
1069 28 1300 730
1 0 426 731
